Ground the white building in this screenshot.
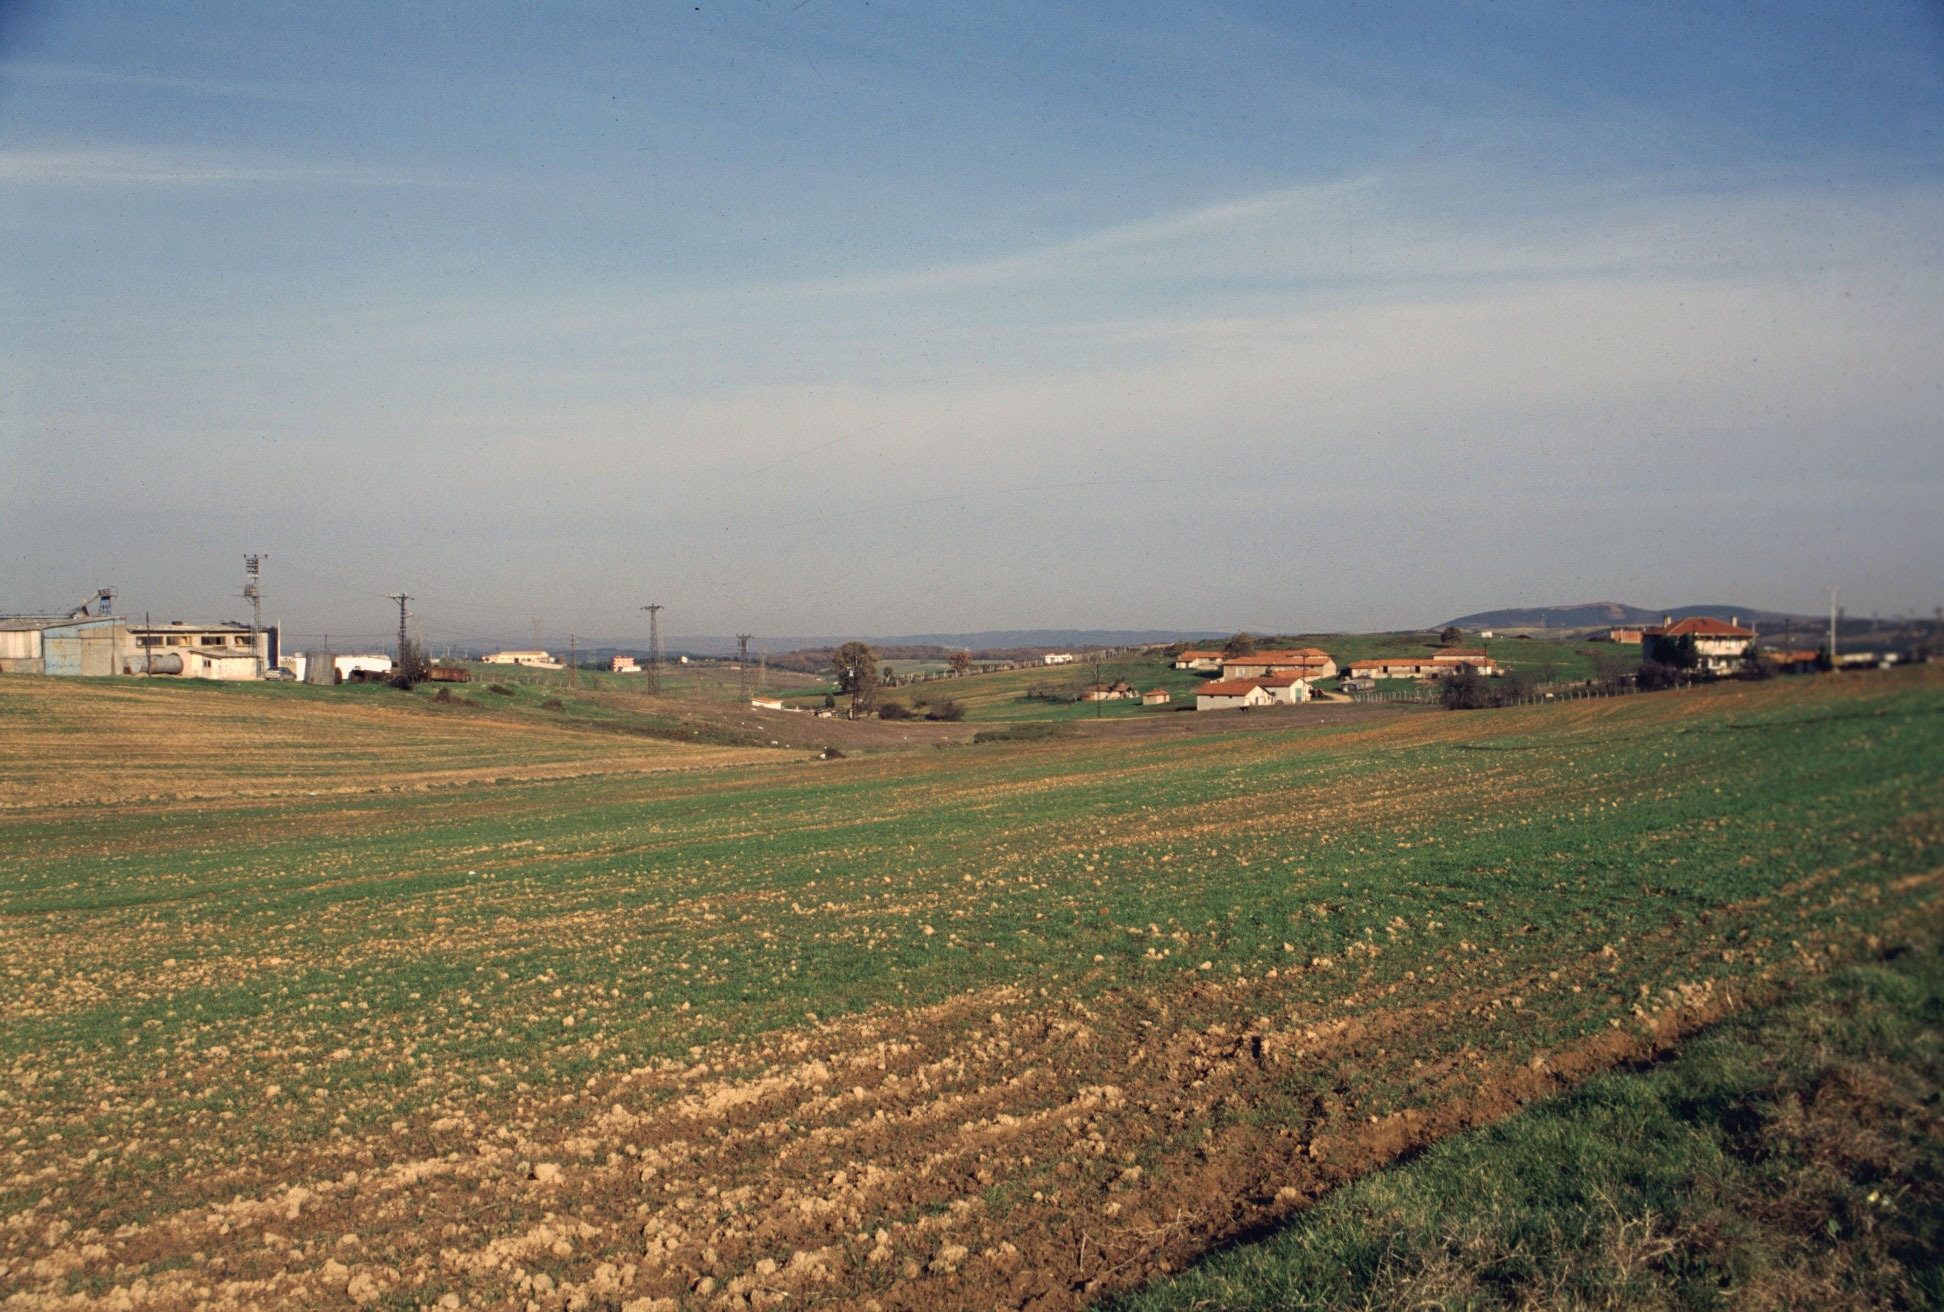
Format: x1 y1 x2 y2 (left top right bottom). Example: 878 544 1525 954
1195 679 1276 711
1043 652 1076 665
482 650 564 670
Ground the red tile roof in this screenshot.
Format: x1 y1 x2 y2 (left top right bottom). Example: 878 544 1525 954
1651 617 1754 638
1198 680 1264 696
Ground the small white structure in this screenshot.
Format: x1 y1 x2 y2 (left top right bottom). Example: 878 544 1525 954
1043 652 1076 665
334 654 394 680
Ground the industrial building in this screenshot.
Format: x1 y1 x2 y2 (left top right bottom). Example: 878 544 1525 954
0 616 274 679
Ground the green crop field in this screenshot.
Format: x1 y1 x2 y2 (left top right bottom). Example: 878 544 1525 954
0 667 1938 1310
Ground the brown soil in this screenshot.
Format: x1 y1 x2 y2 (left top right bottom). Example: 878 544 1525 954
11 891 1934 1312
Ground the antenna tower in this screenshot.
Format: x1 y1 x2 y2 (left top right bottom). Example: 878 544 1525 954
242 555 266 677
641 604 664 693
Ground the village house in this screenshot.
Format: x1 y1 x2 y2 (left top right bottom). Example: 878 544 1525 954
1081 680 1137 702
1171 649 1225 672
1141 688 1171 706
610 655 640 673
1253 673 1313 704
1642 616 1755 676
1042 652 1077 665
1218 648 1339 680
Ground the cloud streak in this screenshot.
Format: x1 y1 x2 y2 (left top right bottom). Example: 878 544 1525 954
0 145 490 190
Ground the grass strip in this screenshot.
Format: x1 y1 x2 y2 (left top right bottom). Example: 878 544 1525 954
1110 937 1944 1311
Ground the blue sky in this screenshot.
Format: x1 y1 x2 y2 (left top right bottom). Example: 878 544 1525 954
4 2 1941 647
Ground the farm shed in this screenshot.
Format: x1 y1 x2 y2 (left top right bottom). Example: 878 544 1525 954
1220 648 1338 680
0 620 51 674
1141 688 1171 706
1172 650 1224 671
40 617 124 677
483 650 564 669
1195 679 1274 711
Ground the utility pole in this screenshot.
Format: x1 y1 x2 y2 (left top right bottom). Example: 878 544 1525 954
1829 586 1839 666
737 634 753 702
388 593 411 678
569 633 577 688
242 555 266 678
641 604 663 693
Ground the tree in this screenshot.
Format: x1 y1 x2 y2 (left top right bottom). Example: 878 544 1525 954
389 638 430 690
1439 664 1491 710
947 650 973 676
831 642 878 715
1644 632 1699 672
1439 626 1463 646
1222 632 1257 658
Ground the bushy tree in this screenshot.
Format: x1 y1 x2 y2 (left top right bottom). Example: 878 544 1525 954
1439 626 1464 646
947 651 973 676
1221 632 1257 658
1636 660 1688 692
925 697 964 722
831 641 878 713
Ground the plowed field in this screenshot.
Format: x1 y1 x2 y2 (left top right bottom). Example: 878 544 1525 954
2 669 1939 1310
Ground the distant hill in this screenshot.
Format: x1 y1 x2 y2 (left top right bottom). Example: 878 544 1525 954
672 629 1223 656
1438 602 1818 632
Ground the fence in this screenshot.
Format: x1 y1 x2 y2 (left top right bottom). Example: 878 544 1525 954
1349 681 1640 708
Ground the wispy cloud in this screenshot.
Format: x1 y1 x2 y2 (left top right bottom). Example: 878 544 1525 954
0 145 489 190
0 59 319 105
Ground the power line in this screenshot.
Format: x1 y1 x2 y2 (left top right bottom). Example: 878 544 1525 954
387 593 411 675
641 604 663 693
